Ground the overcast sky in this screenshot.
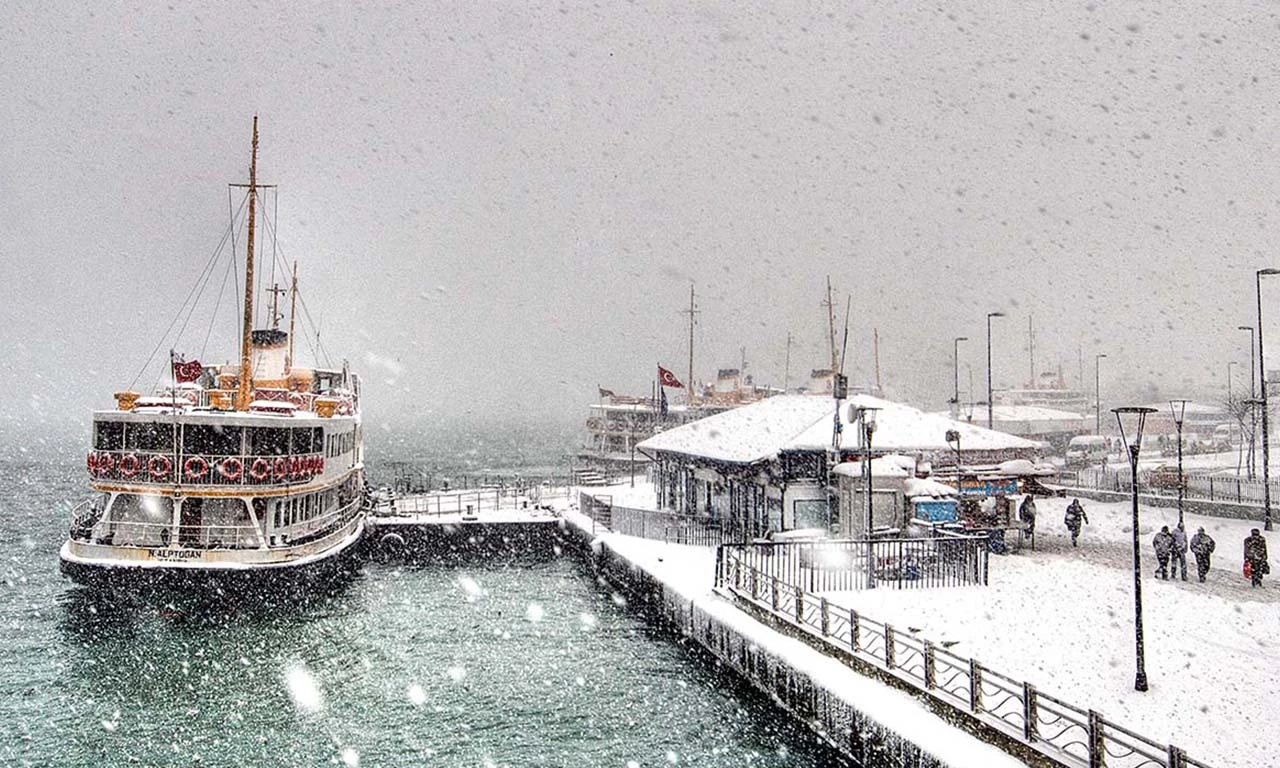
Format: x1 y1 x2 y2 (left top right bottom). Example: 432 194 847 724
4 2 1280 437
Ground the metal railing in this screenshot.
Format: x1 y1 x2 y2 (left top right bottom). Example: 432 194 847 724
578 492 726 546
719 535 989 593
1071 466 1279 508
716 551 1211 768
378 486 568 517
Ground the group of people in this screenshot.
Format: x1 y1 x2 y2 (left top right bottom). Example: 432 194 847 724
1152 523 1270 586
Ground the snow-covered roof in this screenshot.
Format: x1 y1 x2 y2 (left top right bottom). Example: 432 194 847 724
638 394 1039 464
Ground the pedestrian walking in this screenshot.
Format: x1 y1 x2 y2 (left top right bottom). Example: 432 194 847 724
1019 494 1037 549
1170 522 1189 581
1244 528 1270 588
1190 527 1215 582
1064 499 1088 547
1153 525 1174 579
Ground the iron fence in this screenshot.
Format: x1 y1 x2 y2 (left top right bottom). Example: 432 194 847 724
1071 466 1278 508
719 535 989 593
716 550 1210 768
379 486 568 517
577 492 725 546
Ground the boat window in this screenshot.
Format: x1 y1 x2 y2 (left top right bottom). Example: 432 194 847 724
182 424 243 456
290 428 314 454
94 421 124 450
107 493 174 547
248 427 290 456
125 423 175 452
311 427 324 453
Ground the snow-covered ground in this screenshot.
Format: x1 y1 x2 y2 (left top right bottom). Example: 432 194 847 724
576 481 1277 767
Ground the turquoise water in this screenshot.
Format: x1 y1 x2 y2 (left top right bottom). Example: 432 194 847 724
1 455 847 767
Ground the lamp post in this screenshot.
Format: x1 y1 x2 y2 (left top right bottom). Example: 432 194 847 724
1170 399 1188 527
1228 360 1237 402
986 312 1005 429
1114 405 1157 692
1257 269 1280 530
854 406 881 589
1240 325 1257 479
952 336 969 418
1094 354 1108 434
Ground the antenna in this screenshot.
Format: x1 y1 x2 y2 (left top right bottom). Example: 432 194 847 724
286 261 298 371
874 327 881 394
783 331 792 392
1028 314 1036 387
839 296 851 375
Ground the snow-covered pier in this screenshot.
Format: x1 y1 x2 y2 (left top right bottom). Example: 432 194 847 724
364 488 567 559
557 502 1032 768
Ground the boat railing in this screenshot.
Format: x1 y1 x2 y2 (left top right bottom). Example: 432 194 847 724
84 520 263 550
86 450 327 487
276 497 364 547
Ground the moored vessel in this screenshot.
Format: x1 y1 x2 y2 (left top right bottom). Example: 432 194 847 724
60 118 366 591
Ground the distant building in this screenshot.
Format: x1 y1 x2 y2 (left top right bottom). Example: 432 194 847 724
637 394 1040 540
947 404 1089 450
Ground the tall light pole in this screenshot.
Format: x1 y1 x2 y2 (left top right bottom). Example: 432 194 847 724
986 312 1005 429
1094 354 1108 434
1170 399 1188 528
855 406 881 589
1240 325 1257 479
1114 405 1157 693
1257 269 1280 531
952 336 969 418
1228 360 1237 402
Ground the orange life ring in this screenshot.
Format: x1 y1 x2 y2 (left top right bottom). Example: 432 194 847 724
249 458 271 481
273 457 288 480
98 453 116 474
183 455 209 480
219 457 243 481
119 454 141 479
148 455 172 480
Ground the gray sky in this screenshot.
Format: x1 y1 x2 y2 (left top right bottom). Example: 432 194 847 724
4 2 1280 436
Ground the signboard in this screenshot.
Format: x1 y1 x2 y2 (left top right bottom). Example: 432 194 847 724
914 499 958 523
957 477 1018 497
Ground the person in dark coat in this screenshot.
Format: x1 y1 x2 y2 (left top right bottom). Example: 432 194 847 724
1019 495 1037 549
1244 529 1269 588
1152 526 1174 580
1189 527 1216 582
1170 522 1189 581
1064 499 1087 546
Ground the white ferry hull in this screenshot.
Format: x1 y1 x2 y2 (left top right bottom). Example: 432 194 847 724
59 516 365 593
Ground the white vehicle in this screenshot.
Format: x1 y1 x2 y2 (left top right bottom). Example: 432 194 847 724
1213 423 1242 450
1064 435 1110 469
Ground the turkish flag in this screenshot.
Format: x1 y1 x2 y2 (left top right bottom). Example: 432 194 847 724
173 360 204 383
658 365 684 389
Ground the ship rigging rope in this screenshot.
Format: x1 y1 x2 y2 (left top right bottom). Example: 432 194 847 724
127 195 248 394
256 205 335 368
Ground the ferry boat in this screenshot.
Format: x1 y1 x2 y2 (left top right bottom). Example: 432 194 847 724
60 118 366 590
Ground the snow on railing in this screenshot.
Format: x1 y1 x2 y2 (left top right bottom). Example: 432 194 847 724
576 492 727 546
715 550 1210 768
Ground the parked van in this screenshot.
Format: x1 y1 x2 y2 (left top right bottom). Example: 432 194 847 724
1065 435 1110 469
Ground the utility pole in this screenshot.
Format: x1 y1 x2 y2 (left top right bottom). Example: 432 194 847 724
823 276 839 374
682 284 699 405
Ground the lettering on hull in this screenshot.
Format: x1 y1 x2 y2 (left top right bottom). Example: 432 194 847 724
148 548 205 561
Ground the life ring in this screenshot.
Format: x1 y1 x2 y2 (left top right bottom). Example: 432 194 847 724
289 455 303 478
148 455 172 480
249 458 272 481
119 454 141 479
219 457 243 481
273 457 288 480
86 453 97 473
98 453 116 474
183 455 209 480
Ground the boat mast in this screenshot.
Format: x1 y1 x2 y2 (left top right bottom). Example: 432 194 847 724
287 261 298 371
824 276 839 374
236 116 259 412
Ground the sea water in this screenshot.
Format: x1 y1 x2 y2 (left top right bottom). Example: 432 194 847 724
1 450 848 767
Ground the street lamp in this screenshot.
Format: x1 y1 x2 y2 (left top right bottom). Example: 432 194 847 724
1257 269 1280 531
1114 405 1157 692
952 336 969 418
1228 360 1237 402
853 405 881 589
986 312 1005 429
1094 354 1108 434
1240 325 1257 479
1170 399 1188 528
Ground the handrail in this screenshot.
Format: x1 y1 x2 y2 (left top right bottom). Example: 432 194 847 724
716 550 1208 768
